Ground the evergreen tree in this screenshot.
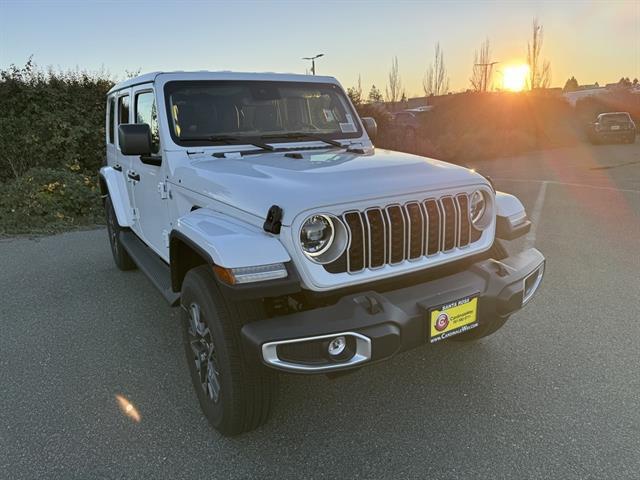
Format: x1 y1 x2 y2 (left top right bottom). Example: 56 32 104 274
563 76 579 92
368 85 383 103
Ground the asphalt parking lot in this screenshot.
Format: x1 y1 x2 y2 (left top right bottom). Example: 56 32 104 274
1 142 639 479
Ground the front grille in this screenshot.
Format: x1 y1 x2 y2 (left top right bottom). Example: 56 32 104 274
324 194 482 274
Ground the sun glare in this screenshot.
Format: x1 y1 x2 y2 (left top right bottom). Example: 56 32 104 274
502 65 530 92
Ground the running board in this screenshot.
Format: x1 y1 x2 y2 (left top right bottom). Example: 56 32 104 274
119 231 180 306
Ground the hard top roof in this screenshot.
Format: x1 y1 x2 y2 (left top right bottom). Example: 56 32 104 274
107 70 339 95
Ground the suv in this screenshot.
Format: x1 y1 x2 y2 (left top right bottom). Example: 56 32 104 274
99 71 545 435
588 112 636 144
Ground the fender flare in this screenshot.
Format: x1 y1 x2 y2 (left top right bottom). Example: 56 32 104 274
495 191 526 218
169 208 292 292
98 166 133 227
495 191 531 240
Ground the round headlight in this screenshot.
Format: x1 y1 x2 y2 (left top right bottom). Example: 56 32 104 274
299 214 348 264
470 190 486 226
300 215 335 256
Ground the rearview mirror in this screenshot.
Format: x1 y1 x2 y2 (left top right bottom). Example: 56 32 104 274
119 123 152 156
361 117 378 142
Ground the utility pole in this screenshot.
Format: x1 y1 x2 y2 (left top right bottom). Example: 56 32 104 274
474 61 499 92
303 54 324 75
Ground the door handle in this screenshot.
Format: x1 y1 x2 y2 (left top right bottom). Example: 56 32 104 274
127 172 140 182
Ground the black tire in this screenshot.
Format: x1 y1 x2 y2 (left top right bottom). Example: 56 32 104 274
105 196 136 271
180 265 277 436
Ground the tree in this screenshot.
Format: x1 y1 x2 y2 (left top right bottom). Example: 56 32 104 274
347 75 363 106
526 18 552 89
618 77 632 88
423 42 449 96
470 38 494 92
368 85 384 103
563 76 579 92
385 56 403 106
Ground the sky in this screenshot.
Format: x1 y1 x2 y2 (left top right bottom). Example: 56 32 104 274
1 0 638 97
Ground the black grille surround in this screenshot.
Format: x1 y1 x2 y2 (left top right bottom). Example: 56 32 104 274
324 194 483 275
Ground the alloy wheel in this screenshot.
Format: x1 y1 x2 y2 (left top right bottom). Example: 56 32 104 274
186 302 221 403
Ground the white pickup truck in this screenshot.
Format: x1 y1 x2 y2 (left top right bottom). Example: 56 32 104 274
99 71 545 435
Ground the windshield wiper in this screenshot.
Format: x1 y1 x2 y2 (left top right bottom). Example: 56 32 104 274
179 135 275 152
260 132 344 148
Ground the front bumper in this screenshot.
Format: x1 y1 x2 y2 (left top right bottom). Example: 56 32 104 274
241 248 545 374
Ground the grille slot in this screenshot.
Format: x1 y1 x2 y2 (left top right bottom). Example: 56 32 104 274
324 192 484 274
365 209 386 268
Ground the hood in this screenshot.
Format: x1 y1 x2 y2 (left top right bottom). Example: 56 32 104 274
172 148 487 225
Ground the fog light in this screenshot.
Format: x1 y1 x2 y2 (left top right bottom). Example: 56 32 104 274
327 336 347 357
523 263 544 304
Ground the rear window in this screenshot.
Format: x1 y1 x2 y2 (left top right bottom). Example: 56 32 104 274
108 97 115 143
600 113 631 123
118 95 130 124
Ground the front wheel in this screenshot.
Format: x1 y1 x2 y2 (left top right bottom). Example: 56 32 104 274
180 265 277 436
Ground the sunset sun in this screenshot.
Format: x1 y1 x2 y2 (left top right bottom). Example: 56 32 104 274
502 64 530 91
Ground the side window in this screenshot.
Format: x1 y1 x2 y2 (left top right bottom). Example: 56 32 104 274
108 97 115 144
118 95 130 125
135 91 160 153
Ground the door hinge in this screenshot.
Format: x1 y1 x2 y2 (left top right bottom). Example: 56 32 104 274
158 181 169 199
131 208 139 221
162 229 170 248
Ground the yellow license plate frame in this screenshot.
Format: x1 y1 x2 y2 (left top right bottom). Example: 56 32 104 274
429 296 479 343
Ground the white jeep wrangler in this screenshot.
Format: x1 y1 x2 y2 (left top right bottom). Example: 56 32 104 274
99 71 544 435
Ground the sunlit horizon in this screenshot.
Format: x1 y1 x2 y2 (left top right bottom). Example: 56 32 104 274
0 0 637 96
502 65 530 92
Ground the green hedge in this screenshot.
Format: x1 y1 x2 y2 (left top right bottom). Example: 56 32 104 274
0 167 103 234
0 59 114 182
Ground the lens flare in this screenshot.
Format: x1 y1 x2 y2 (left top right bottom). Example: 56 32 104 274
502 65 530 92
115 394 141 423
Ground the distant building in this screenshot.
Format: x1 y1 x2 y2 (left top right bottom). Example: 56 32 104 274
563 86 607 106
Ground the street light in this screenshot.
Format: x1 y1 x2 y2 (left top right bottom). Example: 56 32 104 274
302 54 324 75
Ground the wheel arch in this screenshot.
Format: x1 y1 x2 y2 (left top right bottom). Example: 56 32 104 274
169 208 292 293
99 166 133 227
169 231 214 292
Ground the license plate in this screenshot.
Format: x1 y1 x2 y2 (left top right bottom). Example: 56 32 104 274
611 125 620 130
429 296 479 343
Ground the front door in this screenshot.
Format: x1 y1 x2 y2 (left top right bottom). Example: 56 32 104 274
129 86 170 259
114 90 140 235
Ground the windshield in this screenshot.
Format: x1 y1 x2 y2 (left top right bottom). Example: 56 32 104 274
164 80 362 146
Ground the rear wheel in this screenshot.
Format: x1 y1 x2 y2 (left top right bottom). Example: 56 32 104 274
105 196 136 271
180 265 277 436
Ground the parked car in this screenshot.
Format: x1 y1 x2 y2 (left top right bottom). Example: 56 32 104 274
99 71 545 435
391 107 432 145
588 112 636 144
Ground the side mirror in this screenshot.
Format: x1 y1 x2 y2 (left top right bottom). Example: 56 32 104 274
361 117 378 142
119 124 152 156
